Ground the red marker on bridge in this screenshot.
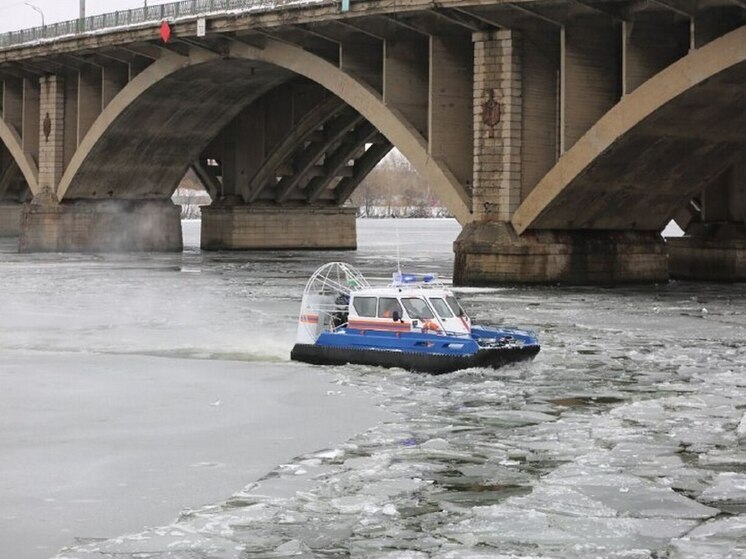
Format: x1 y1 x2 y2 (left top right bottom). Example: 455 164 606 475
160 20 172 43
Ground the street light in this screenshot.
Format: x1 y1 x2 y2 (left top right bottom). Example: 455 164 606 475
23 2 45 27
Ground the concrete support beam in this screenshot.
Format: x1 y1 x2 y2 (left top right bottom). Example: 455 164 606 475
429 34 473 192
275 110 363 203
691 8 745 49
521 24 560 200
334 142 393 203
19 200 182 252
201 205 357 250
102 63 129 109
77 66 102 145
219 120 238 198
2 78 23 133
191 161 220 200
472 29 522 222
63 73 78 168
37 75 65 195
217 99 269 201
623 17 689 94
231 101 265 200
128 57 151 80
264 84 294 154
560 16 620 153
340 35 383 94
383 34 428 136
306 121 378 203
454 221 668 285
247 96 345 202
21 78 39 161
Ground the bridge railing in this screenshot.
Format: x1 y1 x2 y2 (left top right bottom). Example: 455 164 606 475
0 0 304 50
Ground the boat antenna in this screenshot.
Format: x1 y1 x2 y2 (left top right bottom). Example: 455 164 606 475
395 218 402 276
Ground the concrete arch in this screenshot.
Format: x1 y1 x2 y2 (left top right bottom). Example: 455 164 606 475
512 25 746 234
0 120 38 194
57 49 292 201
228 40 471 223
58 38 471 223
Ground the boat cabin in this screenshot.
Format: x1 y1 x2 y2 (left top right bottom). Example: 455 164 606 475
346 286 471 335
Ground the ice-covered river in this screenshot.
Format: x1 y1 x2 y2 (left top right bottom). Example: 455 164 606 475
1 219 744 559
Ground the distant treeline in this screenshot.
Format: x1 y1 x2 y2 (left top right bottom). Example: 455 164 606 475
348 150 451 218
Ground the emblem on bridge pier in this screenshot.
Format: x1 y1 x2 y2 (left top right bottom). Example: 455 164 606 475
42 112 51 142
481 89 502 138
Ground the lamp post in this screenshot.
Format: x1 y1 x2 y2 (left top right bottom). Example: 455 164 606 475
23 2 45 26
80 0 85 19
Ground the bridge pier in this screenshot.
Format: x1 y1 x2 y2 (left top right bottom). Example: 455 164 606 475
19 199 182 252
669 163 746 281
457 26 671 285
200 204 357 251
0 202 21 236
454 222 667 285
668 224 746 281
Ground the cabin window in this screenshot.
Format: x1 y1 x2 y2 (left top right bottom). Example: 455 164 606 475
446 295 466 317
402 298 435 320
353 297 377 317
378 297 403 319
430 298 454 318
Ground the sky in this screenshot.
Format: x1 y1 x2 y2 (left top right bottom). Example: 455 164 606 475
0 0 175 33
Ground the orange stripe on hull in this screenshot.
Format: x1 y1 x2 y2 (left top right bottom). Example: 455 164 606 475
348 320 411 332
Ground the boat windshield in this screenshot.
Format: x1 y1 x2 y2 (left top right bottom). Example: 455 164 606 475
402 298 435 320
446 295 467 317
429 297 454 318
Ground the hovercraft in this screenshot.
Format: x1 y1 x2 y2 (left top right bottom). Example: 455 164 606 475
290 263 540 375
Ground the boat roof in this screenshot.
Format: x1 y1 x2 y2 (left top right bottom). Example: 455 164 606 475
352 286 455 298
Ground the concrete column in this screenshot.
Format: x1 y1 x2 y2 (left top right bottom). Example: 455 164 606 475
219 120 238 199
383 35 429 137
340 36 383 94
77 66 102 145
233 102 265 200
22 78 40 162
472 29 522 222
623 17 689 94
560 17 620 153
521 24 560 200
2 78 23 133
63 74 78 168
102 63 128 109
691 8 745 49
19 200 182 252
38 75 65 196
669 162 746 281
264 84 293 154
429 34 473 192
200 206 357 250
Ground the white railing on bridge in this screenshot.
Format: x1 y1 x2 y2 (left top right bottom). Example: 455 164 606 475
0 0 309 50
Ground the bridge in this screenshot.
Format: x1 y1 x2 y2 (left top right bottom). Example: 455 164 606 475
0 0 744 284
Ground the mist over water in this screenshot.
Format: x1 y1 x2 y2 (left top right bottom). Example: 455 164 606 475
1 219 744 558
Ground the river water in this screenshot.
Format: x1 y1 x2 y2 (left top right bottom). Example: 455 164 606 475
1 219 744 559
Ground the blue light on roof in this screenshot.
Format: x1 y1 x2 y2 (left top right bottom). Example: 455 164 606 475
392 272 438 285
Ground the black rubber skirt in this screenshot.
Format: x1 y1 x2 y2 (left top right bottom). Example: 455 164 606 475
290 343 540 375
